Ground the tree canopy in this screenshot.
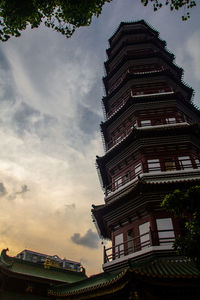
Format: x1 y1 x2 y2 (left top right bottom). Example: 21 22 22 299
161 185 200 267
0 0 196 41
0 0 110 41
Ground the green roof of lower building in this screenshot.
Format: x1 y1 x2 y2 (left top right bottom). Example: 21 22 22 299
48 269 128 297
48 256 200 298
0 249 87 284
130 256 200 279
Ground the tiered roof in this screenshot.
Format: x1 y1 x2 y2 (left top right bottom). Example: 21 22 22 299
48 257 200 298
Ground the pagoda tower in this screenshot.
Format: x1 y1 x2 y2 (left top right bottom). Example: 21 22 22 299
92 20 200 273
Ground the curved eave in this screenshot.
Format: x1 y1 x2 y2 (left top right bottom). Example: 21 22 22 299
104 51 180 85
108 20 159 47
92 176 200 238
48 269 128 297
103 54 183 88
102 69 193 111
101 93 200 132
97 123 200 187
92 204 108 239
106 33 166 56
101 92 178 130
104 41 174 76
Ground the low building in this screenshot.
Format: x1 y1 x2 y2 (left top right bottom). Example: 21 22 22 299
16 249 82 272
0 248 87 299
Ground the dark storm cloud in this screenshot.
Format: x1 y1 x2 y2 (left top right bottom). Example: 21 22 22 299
0 182 7 197
71 229 99 249
0 48 12 71
12 101 57 137
0 48 17 104
8 184 29 201
65 203 76 210
83 81 104 115
55 203 76 216
13 102 40 135
34 113 58 138
78 104 101 136
16 184 29 195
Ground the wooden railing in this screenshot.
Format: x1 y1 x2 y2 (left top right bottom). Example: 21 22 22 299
106 91 130 118
106 127 133 150
106 87 173 119
106 118 189 151
105 159 200 196
108 66 164 95
104 229 175 263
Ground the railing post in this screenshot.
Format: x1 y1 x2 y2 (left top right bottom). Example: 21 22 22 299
103 245 106 263
149 227 154 246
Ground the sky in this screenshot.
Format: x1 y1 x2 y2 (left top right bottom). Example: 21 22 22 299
0 0 200 276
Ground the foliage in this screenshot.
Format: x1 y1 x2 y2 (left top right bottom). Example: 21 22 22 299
161 185 200 266
0 0 196 41
141 0 196 20
0 0 110 41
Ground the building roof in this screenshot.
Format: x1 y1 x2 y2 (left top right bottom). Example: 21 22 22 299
108 20 159 46
17 249 81 265
0 249 87 284
48 257 200 298
92 176 200 239
97 123 200 188
131 257 200 279
48 269 128 297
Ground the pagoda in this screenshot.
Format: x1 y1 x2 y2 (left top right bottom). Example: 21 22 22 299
92 20 200 273
2 21 200 300
49 21 200 300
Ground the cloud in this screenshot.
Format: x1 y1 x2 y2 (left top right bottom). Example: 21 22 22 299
8 184 29 200
71 229 99 249
65 203 76 210
0 182 7 197
186 30 200 81
16 184 29 194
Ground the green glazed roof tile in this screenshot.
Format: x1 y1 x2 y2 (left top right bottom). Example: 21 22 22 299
0 249 87 283
132 257 200 279
49 269 127 296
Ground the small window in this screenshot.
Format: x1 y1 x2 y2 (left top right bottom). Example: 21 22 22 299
115 136 121 143
147 159 161 172
32 255 37 263
114 177 122 189
132 120 138 128
134 163 142 176
195 159 200 169
139 222 150 249
156 218 174 246
114 233 124 258
141 120 151 127
127 229 134 254
166 117 176 124
124 172 131 183
178 156 192 170
164 160 176 171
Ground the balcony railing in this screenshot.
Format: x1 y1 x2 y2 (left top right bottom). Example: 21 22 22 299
106 119 189 151
108 66 165 95
106 87 174 119
104 229 175 263
131 86 173 97
107 91 130 119
106 128 133 150
105 159 200 196
109 49 158 72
